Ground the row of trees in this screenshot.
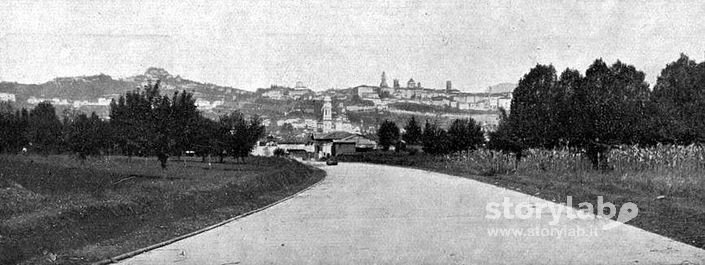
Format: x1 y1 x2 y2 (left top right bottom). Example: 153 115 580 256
0 81 265 168
377 116 485 155
491 54 705 169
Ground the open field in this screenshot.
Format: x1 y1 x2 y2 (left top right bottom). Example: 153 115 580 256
338 146 705 250
0 154 324 265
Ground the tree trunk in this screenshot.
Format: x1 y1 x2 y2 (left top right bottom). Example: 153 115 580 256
158 153 168 170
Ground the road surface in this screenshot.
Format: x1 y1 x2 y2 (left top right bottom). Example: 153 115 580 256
118 163 705 264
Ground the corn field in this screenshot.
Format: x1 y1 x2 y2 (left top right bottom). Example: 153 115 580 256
442 144 705 198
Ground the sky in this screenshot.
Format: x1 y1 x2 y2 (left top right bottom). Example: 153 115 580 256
1 0 705 92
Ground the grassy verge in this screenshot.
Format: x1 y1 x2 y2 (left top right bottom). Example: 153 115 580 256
0 154 324 265
338 149 705 250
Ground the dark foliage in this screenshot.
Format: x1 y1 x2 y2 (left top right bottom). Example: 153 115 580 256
491 56 697 169
26 102 63 154
447 118 485 152
0 103 29 153
64 112 107 159
402 116 422 145
0 81 261 169
377 120 400 151
421 121 451 155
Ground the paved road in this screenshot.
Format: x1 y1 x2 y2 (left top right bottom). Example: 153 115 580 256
118 163 705 265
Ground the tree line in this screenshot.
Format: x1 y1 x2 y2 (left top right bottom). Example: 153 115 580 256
490 54 705 169
377 116 485 155
0 81 265 168
374 54 705 170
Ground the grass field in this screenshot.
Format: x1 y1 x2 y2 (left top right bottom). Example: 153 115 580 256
338 147 705 250
0 154 324 265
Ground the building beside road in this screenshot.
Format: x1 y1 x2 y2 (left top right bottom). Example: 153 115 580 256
312 131 377 158
251 131 376 159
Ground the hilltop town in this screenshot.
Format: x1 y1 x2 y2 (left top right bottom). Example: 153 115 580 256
0 68 514 139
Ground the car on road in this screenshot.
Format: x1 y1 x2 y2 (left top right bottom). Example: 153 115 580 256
326 157 338 165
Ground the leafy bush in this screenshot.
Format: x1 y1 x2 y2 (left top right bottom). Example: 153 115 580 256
273 148 286 157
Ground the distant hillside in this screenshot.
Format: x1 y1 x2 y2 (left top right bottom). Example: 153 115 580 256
0 68 253 101
123 68 254 100
0 74 134 100
486 83 516 94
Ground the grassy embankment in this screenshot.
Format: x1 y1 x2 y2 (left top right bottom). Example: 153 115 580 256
338 145 705 249
0 154 324 265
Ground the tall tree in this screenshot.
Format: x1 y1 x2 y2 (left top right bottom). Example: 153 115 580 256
218 111 265 162
499 59 652 169
26 102 63 154
168 90 199 158
109 81 199 168
507 64 557 148
447 118 485 152
192 115 220 162
243 115 265 160
555 68 583 146
402 116 422 145
65 112 105 160
652 54 705 143
487 108 525 169
421 120 450 155
0 103 29 153
377 120 400 151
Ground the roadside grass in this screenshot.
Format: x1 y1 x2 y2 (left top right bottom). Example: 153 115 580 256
338 146 705 249
0 154 324 265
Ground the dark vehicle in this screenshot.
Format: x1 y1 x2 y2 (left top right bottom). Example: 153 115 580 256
326 157 338 165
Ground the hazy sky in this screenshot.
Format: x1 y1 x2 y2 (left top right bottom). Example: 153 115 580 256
1 0 705 92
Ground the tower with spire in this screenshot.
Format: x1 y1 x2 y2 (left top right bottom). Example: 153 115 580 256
380 71 389 88
322 96 333 133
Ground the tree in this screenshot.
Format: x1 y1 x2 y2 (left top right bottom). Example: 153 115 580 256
377 120 399 151
65 112 105 160
421 120 451 155
447 118 485 152
273 148 286 157
109 86 150 158
487 109 525 170
554 68 583 146
192 115 220 162
491 63 560 168
573 59 650 169
151 94 173 169
501 59 653 169
0 103 28 153
109 81 199 169
26 102 63 154
507 64 557 148
402 116 422 145
241 115 265 160
168 90 199 158
218 111 265 163
280 123 295 139
652 54 705 144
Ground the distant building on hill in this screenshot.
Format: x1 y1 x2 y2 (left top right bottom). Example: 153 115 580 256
318 96 354 133
0 93 16 102
380 72 389 88
407 78 416 89
321 96 333 132
295 81 305 89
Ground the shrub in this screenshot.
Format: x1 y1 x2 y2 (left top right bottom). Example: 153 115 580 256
273 148 286 157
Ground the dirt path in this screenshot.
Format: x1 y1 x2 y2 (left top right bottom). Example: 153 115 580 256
117 163 705 264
